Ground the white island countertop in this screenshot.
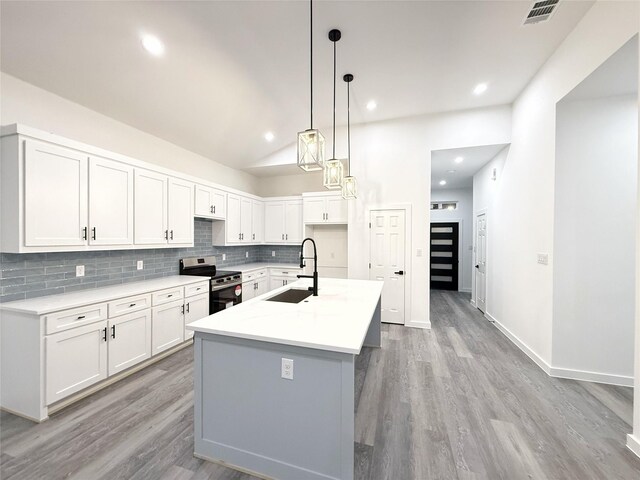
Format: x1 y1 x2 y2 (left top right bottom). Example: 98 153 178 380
187 278 383 354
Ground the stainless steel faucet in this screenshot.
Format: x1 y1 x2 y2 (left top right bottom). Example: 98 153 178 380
297 237 319 296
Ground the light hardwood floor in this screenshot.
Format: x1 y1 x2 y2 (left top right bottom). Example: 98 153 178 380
2 290 639 479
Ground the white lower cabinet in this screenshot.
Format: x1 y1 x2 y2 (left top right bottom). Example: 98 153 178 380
184 293 209 340
151 300 185 354
45 320 108 404
107 310 152 375
270 277 293 290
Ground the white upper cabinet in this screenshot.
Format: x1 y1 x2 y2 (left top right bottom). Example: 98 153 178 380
225 193 242 243
264 199 303 244
240 197 252 243
168 178 194 244
252 200 264 243
24 140 88 247
302 192 347 224
134 169 168 245
194 184 225 220
89 157 134 246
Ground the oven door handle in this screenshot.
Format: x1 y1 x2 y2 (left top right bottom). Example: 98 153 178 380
210 281 242 292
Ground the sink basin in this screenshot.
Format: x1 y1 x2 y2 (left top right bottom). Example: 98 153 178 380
266 288 314 304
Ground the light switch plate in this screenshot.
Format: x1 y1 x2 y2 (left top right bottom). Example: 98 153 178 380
137 260 143 270
76 265 85 277
537 253 549 265
281 358 294 380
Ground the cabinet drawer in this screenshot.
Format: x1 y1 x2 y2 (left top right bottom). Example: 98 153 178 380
184 281 209 298
45 303 108 335
152 287 183 306
269 268 301 278
108 294 151 318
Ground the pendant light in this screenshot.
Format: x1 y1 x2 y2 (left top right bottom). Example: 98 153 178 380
342 73 357 199
297 0 325 172
323 29 344 190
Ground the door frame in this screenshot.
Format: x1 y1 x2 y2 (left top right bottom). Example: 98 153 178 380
366 204 412 327
430 218 463 292
472 209 488 315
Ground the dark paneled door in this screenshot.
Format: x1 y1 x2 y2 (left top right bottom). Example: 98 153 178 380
430 222 459 291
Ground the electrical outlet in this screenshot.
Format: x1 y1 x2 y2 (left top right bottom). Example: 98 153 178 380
137 260 143 270
76 265 85 277
222 253 226 261
537 253 549 265
281 358 294 380
272 251 275 257
245 251 249 258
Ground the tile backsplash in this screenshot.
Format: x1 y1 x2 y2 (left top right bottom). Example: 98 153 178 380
0 219 300 303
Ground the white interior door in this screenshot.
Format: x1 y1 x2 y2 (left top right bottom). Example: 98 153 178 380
89 157 133 245
24 140 88 247
475 213 487 313
369 210 406 325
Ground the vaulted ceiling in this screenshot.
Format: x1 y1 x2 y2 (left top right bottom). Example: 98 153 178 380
1 1 594 174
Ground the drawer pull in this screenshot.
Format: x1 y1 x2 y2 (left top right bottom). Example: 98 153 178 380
196 287 201 290
77 315 85 320
168 294 173 298
129 303 136 307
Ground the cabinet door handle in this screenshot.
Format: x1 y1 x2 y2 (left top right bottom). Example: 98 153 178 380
253 233 255 240
91 227 96 240
165 230 169 240
186 303 190 313
285 234 288 241
111 325 116 339
213 205 216 214
102 327 107 342
77 315 85 320
82 226 88 240
170 230 174 240
210 205 214 213
239 233 241 240
181 304 185 314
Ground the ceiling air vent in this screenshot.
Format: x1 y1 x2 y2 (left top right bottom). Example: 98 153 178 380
523 0 560 25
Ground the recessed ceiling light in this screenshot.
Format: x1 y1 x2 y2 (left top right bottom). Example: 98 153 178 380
264 132 275 142
366 100 377 111
447 170 456 174
141 34 165 57
439 180 447 186
473 83 488 95
454 156 464 164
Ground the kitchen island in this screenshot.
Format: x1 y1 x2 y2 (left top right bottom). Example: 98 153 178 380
187 278 383 480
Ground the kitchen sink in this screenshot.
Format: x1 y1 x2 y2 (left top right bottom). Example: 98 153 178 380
266 288 314 304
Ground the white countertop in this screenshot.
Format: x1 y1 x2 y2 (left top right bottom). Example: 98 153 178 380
232 262 301 273
0 275 211 315
187 278 383 355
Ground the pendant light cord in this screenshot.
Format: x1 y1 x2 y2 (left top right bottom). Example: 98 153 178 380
332 38 336 159
347 80 350 175
310 0 313 129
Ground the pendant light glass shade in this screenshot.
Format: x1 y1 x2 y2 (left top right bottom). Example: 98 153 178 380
298 0 325 172
297 129 325 171
342 175 357 199
323 158 344 189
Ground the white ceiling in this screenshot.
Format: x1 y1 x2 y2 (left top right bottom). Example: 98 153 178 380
0 1 594 175
431 144 508 190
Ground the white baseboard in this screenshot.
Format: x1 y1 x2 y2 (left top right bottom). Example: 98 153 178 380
489 313 634 387
405 320 431 330
460 288 472 293
489 314 551 375
470 299 476 307
627 434 640 458
549 366 634 387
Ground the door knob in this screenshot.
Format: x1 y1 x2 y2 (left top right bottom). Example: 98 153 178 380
394 270 404 275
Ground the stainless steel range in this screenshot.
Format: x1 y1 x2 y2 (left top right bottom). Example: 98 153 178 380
179 256 242 314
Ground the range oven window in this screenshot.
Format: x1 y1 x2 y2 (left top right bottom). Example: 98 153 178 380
211 283 242 314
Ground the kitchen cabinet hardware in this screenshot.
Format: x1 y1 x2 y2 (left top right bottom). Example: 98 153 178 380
91 227 96 240
394 270 405 275
253 233 255 240
111 325 116 339
186 302 190 313
170 230 174 240
210 205 214 213
129 303 136 307
181 304 185 314
164 230 169 240
82 226 88 240
102 327 107 342
213 205 216 214
77 315 85 320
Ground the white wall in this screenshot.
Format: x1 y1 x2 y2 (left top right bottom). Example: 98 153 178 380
0 73 259 193
430 187 473 293
553 94 637 382
471 146 509 307
485 1 639 367
258 105 512 328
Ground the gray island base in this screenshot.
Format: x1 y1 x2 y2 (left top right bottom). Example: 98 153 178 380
188 278 383 480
